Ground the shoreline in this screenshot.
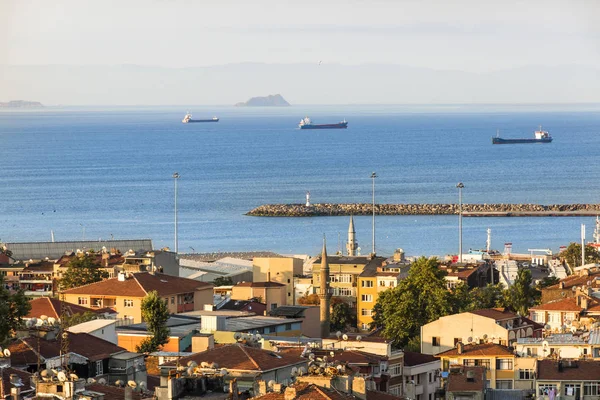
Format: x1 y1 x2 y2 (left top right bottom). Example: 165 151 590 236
246 203 600 217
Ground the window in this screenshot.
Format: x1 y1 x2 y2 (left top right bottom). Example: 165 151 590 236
287 279 290 283
285 323 292 330
96 360 103 376
428 372 433 383
584 382 599 396
78 297 88 305
361 308 373 316
331 274 352 283
532 312 544 323
379 281 386 287
526 347 538 357
496 380 513 390
564 384 578 397
171 297 174 304
361 323 370 330
416 374 421 384
538 384 557 396
361 280 374 288
518 369 534 380
463 359 490 368
496 359 513 370
271 303 277 310
548 312 561 323
124 299 134 307
432 337 441 346
389 364 402 377
361 294 373 302
564 312 575 322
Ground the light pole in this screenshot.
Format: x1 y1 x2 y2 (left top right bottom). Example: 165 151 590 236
456 182 464 263
371 172 377 255
173 172 180 254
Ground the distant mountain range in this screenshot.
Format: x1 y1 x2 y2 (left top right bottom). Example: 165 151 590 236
1 63 599 105
0 100 43 108
235 94 290 107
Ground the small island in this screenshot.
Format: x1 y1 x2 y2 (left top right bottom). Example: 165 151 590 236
0 100 44 108
234 94 290 107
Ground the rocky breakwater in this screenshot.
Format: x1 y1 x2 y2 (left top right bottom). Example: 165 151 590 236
246 203 600 217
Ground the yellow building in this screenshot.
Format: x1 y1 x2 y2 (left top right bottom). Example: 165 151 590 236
253 257 303 305
356 261 400 332
436 342 517 390
62 272 213 323
231 281 287 312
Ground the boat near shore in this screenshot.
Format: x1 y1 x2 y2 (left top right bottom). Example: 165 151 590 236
492 126 552 144
298 116 347 129
182 113 219 123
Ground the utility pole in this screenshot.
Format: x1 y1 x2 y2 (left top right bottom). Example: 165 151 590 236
173 172 180 254
371 172 377 255
456 182 465 263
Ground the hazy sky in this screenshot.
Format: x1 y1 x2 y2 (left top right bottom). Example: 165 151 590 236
2 0 599 72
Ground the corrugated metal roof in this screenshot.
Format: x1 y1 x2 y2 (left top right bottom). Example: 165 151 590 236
6 239 153 260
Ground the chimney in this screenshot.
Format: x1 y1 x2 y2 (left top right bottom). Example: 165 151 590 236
272 383 282 393
581 296 588 310
258 380 267 396
457 342 464 355
559 281 565 289
284 387 297 400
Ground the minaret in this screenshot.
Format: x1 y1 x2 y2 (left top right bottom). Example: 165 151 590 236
319 236 332 338
346 216 358 256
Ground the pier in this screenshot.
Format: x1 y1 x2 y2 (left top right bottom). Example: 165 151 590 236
246 203 600 217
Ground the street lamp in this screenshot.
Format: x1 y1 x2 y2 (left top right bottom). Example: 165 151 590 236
456 182 464 263
173 172 180 254
371 172 377 255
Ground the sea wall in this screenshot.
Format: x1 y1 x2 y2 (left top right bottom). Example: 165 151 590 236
246 203 600 217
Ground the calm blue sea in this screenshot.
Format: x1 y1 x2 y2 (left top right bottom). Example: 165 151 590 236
1 105 600 257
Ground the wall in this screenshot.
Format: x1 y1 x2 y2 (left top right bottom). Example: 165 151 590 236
63 293 143 323
253 257 303 305
118 333 180 352
300 307 321 337
89 323 117 344
357 277 379 331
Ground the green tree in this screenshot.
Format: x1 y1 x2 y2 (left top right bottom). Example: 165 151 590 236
505 268 540 316
470 284 507 310
62 311 98 328
60 254 109 290
371 257 453 348
0 276 31 344
561 243 600 270
537 276 560 289
212 277 233 287
136 290 170 353
298 293 320 305
330 300 356 331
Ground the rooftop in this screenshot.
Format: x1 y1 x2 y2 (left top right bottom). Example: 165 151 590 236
530 297 585 312
5 239 153 260
67 318 117 333
537 359 600 380
235 281 286 288
446 366 486 393
436 343 514 357
225 316 302 332
252 382 355 400
27 297 99 320
161 343 306 372
1 367 33 397
61 272 212 297
269 305 313 318
468 308 519 321
402 351 438 367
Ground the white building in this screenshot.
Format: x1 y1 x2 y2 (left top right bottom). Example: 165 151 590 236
496 259 519 287
67 319 118 344
402 351 440 400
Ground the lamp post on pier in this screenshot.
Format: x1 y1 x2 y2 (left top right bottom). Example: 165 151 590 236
456 182 464 263
173 172 180 254
371 172 377 255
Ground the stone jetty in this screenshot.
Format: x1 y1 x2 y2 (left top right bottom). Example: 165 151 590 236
246 203 600 217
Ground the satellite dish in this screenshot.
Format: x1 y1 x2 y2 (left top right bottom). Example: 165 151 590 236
542 340 549 348
115 380 124 387
87 378 96 384
3 349 10 358
98 378 107 385
187 367 195 376
467 337 473 343
330 351 335 357
336 331 342 338
138 381 147 390
482 334 488 340
40 369 50 377
342 334 349 341
291 367 298 376
211 362 219 369
220 368 228 376
200 361 210 368
40 315 48 321
47 317 56 325
474 336 480 343
268 380 276 388
308 353 315 360
233 332 242 340
544 324 551 330
187 361 198 368
356 335 362 342
70 373 79 380
26 319 35 328
298 367 306 376
57 372 67 382
256 334 262 341
35 319 44 327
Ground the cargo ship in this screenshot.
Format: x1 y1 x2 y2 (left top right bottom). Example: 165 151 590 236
492 126 552 144
298 116 348 129
182 113 219 123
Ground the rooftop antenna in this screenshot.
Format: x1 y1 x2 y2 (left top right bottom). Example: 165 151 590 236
51 230 55 243
59 291 70 372
581 224 586 267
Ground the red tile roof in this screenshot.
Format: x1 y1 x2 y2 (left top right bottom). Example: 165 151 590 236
447 366 486 393
530 298 585 312
537 359 600 380
162 344 306 372
403 351 438 367
436 343 514 357
367 390 406 400
61 272 211 297
1 367 33 397
546 271 600 290
26 297 98 320
252 382 355 400
469 308 518 320
8 332 125 366
84 383 143 400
